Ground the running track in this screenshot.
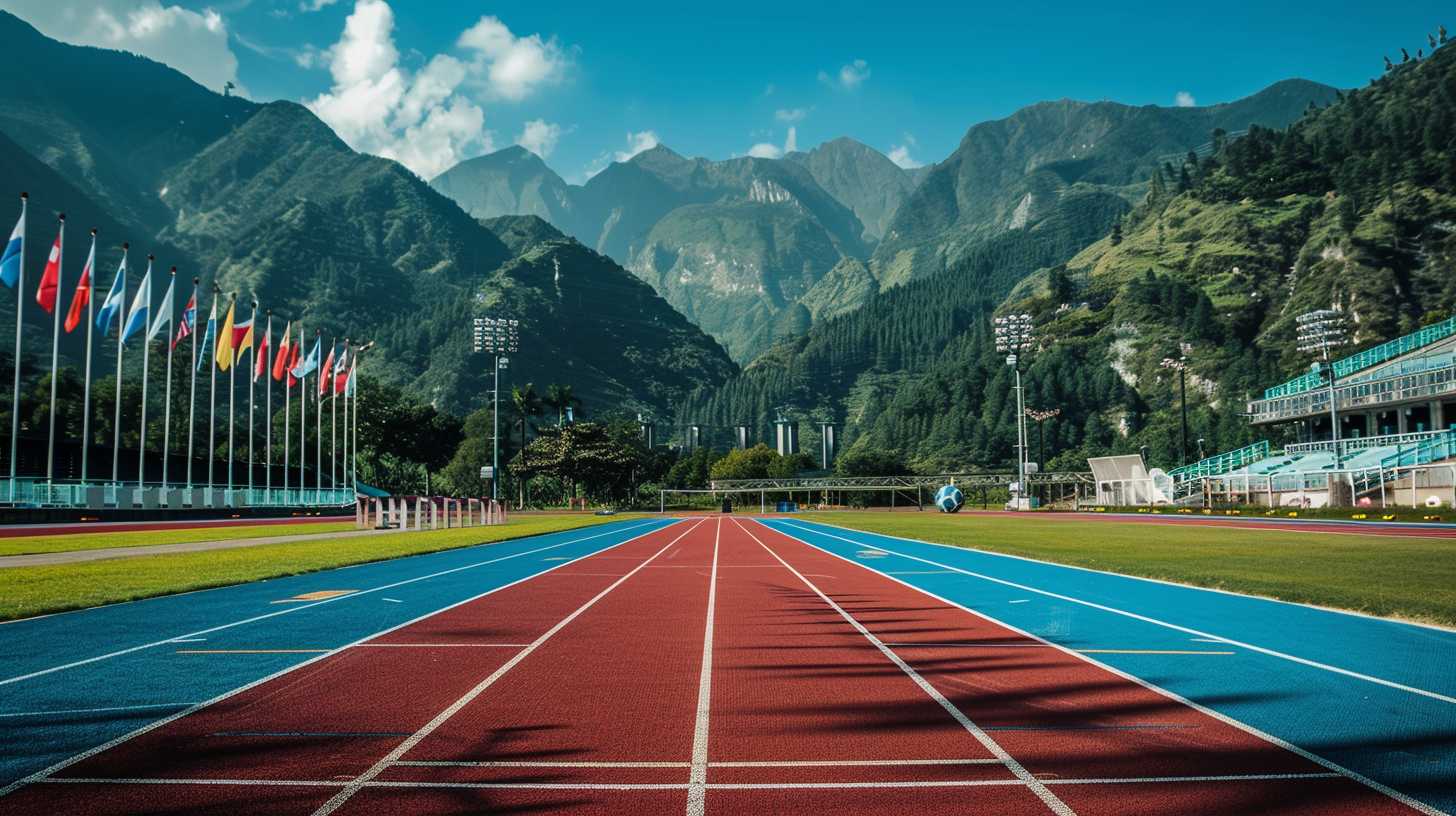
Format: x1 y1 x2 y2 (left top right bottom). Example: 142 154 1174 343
0 516 1452 813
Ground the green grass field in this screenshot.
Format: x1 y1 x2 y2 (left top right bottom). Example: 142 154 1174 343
816 511 1456 628
0 514 645 622
0 522 357 557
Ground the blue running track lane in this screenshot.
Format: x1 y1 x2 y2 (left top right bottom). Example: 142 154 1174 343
762 517 1456 815
0 517 677 788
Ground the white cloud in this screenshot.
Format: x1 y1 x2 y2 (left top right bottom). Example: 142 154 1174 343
300 0 338 11
887 132 922 168
577 130 661 182
457 16 568 101
819 58 869 90
516 119 562 158
307 1 568 179
1 0 243 93
746 127 797 160
774 107 807 123
1175 90 1197 108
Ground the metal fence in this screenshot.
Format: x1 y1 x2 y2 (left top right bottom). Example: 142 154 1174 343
2 478 353 509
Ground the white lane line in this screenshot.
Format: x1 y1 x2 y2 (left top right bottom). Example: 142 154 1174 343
736 519 1076 816
380 598 402 604
1009 599 1031 604
711 758 1005 767
169 637 206 643
0 519 665 688
766 520 1447 816
685 517 722 816
310 518 710 816
775 519 1456 706
882 642 1047 649
396 758 1003 769
36 770 1348 791
0 703 197 719
0 520 682 801
396 760 690 769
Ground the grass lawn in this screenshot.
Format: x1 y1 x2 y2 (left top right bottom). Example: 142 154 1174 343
0 513 647 622
813 511 1456 628
0 522 358 557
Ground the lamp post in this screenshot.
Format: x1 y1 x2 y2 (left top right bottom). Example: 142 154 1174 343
1197 437 1206 461
472 317 520 502
1296 309 1349 457
994 313 1035 509
1160 342 1193 466
1025 407 1060 506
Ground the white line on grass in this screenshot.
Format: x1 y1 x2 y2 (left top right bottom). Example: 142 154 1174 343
685 517 721 816
764 520 1447 816
0 519 683 801
774 519 1456 706
734 519 1077 816
0 520 663 688
309 518 711 816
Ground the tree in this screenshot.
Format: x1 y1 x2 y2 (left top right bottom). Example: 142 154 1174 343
510 382 543 506
835 446 908 476
512 422 640 504
709 444 781 480
1109 219 1123 246
1048 266 1074 305
543 383 582 426
437 406 496 498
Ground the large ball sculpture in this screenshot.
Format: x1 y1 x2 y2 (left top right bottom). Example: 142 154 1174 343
934 484 965 513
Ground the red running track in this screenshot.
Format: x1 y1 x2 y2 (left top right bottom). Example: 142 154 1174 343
0 517 1431 815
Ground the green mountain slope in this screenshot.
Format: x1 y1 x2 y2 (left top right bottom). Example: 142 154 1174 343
872 79 1341 288
785 137 925 241
429 146 575 227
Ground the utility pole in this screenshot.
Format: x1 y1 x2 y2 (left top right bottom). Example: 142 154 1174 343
994 313 1035 509
1160 342 1193 466
471 316 519 501
1297 309 1349 458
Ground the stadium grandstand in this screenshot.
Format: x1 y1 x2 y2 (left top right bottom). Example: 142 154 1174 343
1115 315 1456 508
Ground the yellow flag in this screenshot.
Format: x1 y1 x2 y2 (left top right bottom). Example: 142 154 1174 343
217 298 236 371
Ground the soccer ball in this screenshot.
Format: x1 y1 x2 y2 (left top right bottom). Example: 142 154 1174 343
934 485 965 514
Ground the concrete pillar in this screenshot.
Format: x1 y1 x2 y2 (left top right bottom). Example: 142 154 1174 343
1431 401 1443 433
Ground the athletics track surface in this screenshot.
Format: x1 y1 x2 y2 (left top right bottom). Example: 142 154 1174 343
0 516 1452 814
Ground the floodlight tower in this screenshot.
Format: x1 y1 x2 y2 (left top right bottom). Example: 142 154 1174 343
472 316 521 501
994 313 1035 509
1159 342 1193 466
1296 309 1349 457
1024 407 1061 506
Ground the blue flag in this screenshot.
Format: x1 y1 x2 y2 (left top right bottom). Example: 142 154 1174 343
195 295 217 372
0 200 23 289
291 336 321 379
120 262 151 344
95 252 127 335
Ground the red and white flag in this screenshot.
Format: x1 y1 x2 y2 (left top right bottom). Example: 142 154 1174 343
35 227 62 314
62 232 94 333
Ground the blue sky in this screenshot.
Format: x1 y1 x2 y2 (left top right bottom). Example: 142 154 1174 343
3 0 1450 182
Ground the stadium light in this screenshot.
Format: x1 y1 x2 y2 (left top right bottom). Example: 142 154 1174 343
994 314 1035 508
1024 407 1061 504
471 316 521 501
1159 342 1193 466
1296 309 1348 456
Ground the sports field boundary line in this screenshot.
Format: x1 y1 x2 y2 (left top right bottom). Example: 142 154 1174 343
761 519 1448 816
0 519 665 687
685 517 720 816
308 517 711 816
0 515 657 627
771 519 1456 705
734 518 1077 816
780 516 1456 635
0 518 688 800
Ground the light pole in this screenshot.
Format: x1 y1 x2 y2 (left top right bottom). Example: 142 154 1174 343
1160 342 1193 466
1296 309 1348 457
1197 437 1206 461
1025 407 1060 506
994 313 1035 509
472 316 520 501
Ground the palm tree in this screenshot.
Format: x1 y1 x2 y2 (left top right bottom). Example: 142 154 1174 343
511 383 542 507
544 383 582 427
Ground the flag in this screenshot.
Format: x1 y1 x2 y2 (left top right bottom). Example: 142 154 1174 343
147 275 174 341
345 362 357 396
35 228 61 314
271 322 292 381
173 288 196 350
120 261 151 344
96 252 127 335
255 320 271 383
318 344 335 397
63 235 95 333
230 315 254 362
1 201 23 288
286 338 301 388
216 298 236 371
195 295 217 372
334 349 351 395
291 335 320 379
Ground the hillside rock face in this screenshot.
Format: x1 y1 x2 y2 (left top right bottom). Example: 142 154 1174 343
429 146 575 227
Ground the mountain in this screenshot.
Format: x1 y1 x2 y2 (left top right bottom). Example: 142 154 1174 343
872 79 1341 288
429 146 575 227
0 13 735 418
785 137 926 242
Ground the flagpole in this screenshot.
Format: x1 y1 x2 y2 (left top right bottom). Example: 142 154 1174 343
111 245 128 484
226 294 236 499
283 321 291 499
299 321 306 501
315 334 322 502
79 229 96 486
246 298 256 499
339 348 347 494
45 214 64 484
264 311 272 502
185 277 198 490
8 192 26 502
161 268 176 494
352 362 360 491
207 285 218 495
137 255 154 488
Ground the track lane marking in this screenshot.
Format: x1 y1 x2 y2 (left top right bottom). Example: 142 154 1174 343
0 519 686 800
685 517 721 816
774 519 1456 705
735 518 1077 816
309 517 711 816
765 519 1446 816
0 519 664 688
